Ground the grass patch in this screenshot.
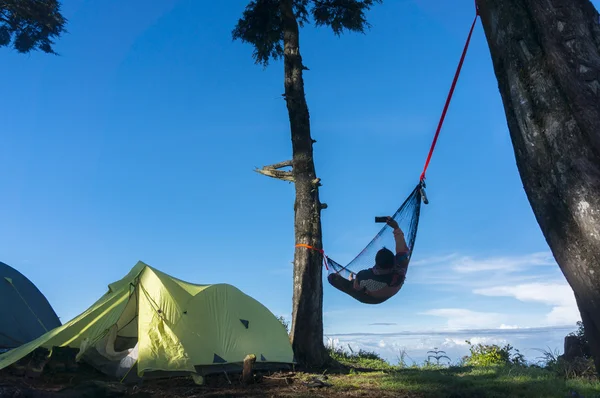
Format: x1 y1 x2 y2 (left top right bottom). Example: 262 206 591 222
327 346 394 370
319 344 600 397
321 366 600 397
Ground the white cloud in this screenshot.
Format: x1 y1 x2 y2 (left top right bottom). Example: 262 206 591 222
473 282 580 326
410 253 460 267
442 336 508 348
499 324 520 330
411 252 555 271
421 308 506 330
408 251 564 291
474 283 574 307
414 283 579 331
451 252 555 273
442 338 470 347
547 305 579 326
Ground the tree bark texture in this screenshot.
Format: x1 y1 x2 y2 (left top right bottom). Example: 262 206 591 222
477 0 600 371
279 0 327 368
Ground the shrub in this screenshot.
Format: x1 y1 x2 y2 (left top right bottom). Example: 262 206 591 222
536 345 597 380
461 341 525 367
568 321 592 359
540 349 597 379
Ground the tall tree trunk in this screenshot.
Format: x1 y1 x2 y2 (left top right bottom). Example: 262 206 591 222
476 0 600 372
279 0 327 368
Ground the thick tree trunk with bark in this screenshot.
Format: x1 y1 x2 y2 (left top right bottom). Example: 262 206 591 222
279 0 328 368
476 0 600 372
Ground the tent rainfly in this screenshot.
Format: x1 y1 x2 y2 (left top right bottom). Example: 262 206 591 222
0 261 61 350
0 261 294 380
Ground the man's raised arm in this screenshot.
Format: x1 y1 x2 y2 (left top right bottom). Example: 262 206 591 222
386 217 410 267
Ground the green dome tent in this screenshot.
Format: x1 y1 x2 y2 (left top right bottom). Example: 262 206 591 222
0 261 61 350
0 261 294 380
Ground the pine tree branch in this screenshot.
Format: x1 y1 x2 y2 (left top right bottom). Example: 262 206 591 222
255 160 294 182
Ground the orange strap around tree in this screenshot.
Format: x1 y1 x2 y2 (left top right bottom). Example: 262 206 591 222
295 244 328 270
295 244 324 254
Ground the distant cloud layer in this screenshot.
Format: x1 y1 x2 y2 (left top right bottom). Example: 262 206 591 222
325 326 576 366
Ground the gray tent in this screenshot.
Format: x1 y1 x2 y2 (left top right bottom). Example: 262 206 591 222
0 261 61 349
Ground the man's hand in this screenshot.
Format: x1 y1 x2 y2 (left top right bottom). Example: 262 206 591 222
386 216 400 230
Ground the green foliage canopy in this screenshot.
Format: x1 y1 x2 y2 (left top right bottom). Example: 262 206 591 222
232 0 382 66
0 0 66 54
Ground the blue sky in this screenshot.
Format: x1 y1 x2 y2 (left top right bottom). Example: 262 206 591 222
2 0 596 362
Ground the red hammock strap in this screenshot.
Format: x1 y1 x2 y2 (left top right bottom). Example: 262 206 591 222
419 12 479 182
295 9 480 279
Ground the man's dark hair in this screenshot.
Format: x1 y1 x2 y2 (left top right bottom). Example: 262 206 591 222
375 248 394 269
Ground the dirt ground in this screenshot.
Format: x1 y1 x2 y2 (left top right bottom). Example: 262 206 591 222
0 366 409 398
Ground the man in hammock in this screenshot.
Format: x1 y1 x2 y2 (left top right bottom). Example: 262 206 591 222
327 217 410 304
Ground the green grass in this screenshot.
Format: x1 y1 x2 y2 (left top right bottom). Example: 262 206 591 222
319 347 600 398
315 366 600 398
327 346 396 370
